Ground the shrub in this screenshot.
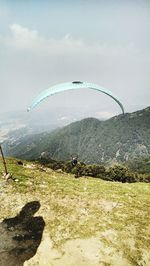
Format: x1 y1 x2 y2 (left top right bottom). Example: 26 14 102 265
70 163 106 178
63 161 74 173
106 165 137 183
138 173 150 183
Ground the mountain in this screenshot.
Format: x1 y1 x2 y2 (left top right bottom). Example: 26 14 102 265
3 107 150 164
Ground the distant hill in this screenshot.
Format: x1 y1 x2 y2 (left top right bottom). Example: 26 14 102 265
3 107 150 164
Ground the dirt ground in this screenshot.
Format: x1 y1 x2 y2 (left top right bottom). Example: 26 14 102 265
24 232 131 266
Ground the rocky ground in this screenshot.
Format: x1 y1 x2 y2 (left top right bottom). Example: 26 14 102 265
0 158 150 265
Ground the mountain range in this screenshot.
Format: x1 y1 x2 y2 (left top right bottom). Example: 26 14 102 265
3 107 150 165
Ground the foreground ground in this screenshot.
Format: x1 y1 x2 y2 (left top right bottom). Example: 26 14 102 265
0 158 150 266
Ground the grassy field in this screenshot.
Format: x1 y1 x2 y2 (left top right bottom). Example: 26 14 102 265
0 158 150 266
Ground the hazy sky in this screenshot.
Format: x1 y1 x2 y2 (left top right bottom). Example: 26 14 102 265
0 0 150 118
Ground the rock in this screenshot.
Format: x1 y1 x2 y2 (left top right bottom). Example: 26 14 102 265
40 151 52 161
17 161 23 165
56 169 63 173
2 173 12 181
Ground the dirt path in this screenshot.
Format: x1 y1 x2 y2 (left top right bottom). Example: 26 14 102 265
24 232 131 266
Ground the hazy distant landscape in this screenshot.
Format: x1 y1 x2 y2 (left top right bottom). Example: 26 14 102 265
0 104 112 143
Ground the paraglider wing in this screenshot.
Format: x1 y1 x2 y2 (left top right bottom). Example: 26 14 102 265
27 81 124 114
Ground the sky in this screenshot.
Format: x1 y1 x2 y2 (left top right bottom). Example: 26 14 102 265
0 0 150 119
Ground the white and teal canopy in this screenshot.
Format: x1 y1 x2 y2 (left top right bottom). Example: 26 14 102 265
27 81 124 114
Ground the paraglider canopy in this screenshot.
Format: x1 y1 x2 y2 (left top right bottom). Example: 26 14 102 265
27 81 124 114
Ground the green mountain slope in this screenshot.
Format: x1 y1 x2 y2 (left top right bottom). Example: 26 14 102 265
0 158 150 265
3 107 150 164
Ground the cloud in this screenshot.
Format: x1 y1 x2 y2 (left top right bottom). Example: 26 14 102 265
0 24 149 114
0 23 140 57
10 24 38 46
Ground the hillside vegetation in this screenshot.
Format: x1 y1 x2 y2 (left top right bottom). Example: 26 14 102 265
0 158 150 265
3 107 150 164
38 157 150 183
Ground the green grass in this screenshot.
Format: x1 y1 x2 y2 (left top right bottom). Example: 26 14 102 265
0 157 150 265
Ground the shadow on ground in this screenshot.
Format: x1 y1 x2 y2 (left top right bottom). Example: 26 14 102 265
0 201 45 266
